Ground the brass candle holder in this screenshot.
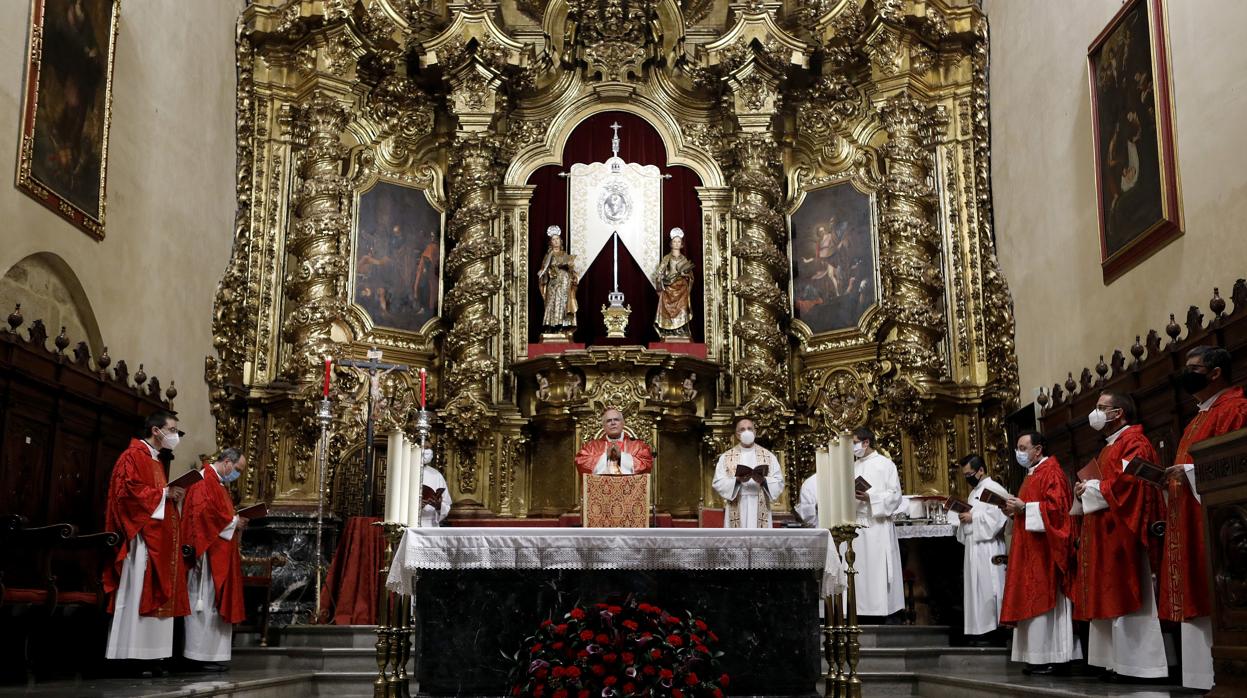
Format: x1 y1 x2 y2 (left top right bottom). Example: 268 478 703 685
827 523 862 698
374 521 410 698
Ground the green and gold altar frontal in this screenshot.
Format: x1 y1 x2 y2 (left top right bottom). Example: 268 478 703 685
208 0 1018 522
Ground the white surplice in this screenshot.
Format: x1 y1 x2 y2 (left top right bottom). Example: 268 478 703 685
955 476 1011 635
848 452 904 616
796 474 818 527
184 514 239 662
419 466 452 528
105 441 172 660
712 445 783 529
1012 593 1083 665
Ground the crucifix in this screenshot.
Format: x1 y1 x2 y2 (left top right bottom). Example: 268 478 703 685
338 347 409 515
610 121 621 157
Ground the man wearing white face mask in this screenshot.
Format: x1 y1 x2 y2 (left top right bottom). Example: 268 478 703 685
712 417 783 528
1071 392 1167 682
849 427 904 620
418 448 452 527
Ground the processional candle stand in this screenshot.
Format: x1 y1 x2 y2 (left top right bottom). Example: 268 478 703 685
818 433 863 698
313 357 333 624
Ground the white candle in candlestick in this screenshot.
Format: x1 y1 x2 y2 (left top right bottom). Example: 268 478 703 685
384 431 401 522
395 433 411 527
834 432 856 525
406 441 425 527
815 447 834 529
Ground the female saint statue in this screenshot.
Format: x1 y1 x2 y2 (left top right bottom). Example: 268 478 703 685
537 225 578 337
654 227 695 339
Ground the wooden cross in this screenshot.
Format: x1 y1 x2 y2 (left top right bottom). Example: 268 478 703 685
337 348 408 516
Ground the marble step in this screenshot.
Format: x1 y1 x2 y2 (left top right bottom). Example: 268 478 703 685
855 646 1009 673
907 669 1194 698
856 625 951 648
232 645 403 673
281 624 382 648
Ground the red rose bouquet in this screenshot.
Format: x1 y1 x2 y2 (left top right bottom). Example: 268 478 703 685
509 597 730 697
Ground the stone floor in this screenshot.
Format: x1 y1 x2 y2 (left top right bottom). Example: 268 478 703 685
0 625 1207 697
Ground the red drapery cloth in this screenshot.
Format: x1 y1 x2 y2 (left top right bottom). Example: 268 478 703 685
527 111 704 345
320 516 384 625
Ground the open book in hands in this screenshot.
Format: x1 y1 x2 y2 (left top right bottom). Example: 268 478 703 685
1077 458 1102 482
854 475 871 494
734 464 769 485
944 496 971 514
1124 457 1166 488
422 485 445 507
168 468 203 490
236 502 269 520
977 488 1009 510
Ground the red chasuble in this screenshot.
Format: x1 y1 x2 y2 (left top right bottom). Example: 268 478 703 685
1001 456 1073 625
181 465 247 624
1071 425 1166 621
1160 386 1247 621
103 439 189 618
574 435 654 475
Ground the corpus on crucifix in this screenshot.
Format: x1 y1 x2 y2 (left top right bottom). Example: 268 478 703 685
337 348 408 516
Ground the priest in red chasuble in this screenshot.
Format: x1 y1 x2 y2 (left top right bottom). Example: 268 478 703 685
1163 345 1247 690
574 407 653 475
999 431 1079 675
182 448 248 667
104 412 190 663
1071 391 1167 681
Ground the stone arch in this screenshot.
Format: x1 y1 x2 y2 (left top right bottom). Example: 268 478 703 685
0 252 104 355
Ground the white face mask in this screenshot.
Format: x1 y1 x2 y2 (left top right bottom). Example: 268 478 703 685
852 442 866 459
1015 449 1032 467
738 430 755 447
1088 408 1108 432
161 431 180 451
423 449 434 465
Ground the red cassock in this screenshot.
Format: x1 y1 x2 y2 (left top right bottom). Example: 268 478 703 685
1160 386 1247 621
181 465 247 625
573 435 654 475
1071 424 1166 621
103 439 189 618
1001 456 1073 625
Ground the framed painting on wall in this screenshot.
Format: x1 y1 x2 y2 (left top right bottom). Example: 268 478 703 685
352 181 443 333
1088 0 1182 283
790 182 878 336
16 0 120 241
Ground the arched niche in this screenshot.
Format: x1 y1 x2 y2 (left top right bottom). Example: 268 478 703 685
524 111 706 345
0 252 104 356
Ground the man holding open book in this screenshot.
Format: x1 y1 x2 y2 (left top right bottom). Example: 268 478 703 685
849 427 904 621
712 416 783 528
951 454 1011 640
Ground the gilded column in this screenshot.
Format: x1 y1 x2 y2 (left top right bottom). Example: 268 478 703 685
284 92 351 378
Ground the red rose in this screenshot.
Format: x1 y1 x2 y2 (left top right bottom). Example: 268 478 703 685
642 665 656 676
553 691 568 698
641 632 653 639
672 691 684 698
532 643 544 652
580 630 594 641
713 690 723 698
695 645 709 654
623 683 635 693
604 676 618 686
555 624 569 635
622 652 634 664
603 653 618 664
570 608 586 620
666 634 684 647
596 633 610 644
707 631 719 643
685 672 699 685
592 665 606 676
664 615 680 625
567 667 581 678
512 687 521 696
552 642 564 650
596 603 609 609
660 669 674 679
534 686 545 697
650 649 662 660
623 620 639 631
535 668 548 680
608 605 623 613
577 650 589 660
719 673 730 687
694 619 708 631
690 635 701 644
541 619 553 628
578 692 589 698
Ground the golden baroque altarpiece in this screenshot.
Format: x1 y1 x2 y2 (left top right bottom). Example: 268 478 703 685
208 0 1019 521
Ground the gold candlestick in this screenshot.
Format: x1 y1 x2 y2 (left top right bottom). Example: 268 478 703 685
831 524 862 698
375 522 406 698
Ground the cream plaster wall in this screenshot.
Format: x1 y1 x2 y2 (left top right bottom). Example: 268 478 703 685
985 0 1247 397
0 1 242 469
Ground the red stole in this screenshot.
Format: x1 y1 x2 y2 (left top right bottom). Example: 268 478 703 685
1001 457 1073 624
103 439 189 618
1160 386 1247 621
574 435 654 474
181 465 247 624
1071 425 1165 620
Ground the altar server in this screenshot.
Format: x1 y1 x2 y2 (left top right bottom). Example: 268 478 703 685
795 474 818 527
712 417 783 528
418 448 452 527
953 454 1010 638
850 428 904 618
1000 431 1079 675
574 407 654 475
104 412 189 664
1162 345 1247 690
181 448 248 668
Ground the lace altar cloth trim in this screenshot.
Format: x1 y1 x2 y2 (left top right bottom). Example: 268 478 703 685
895 523 957 539
386 527 845 597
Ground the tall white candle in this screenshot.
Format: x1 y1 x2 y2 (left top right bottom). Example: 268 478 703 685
816 447 834 529
384 431 401 522
406 441 425 527
395 433 411 527
834 432 856 525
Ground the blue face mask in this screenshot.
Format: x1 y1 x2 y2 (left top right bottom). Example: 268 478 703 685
221 468 241 484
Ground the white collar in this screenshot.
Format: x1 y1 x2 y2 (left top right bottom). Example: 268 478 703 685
142 440 160 459
1197 387 1231 412
606 435 624 443
1026 455 1048 474
1105 424 1130 445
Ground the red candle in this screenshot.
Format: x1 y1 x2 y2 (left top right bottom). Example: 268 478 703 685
322 357 332 397
419 368 427 408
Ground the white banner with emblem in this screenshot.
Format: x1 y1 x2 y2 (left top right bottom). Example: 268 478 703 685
567 155 664 288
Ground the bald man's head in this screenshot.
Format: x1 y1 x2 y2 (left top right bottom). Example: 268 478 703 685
602 408 624 439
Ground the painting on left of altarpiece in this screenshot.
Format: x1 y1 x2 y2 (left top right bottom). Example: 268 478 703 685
352 181 442 333
16 0 119 241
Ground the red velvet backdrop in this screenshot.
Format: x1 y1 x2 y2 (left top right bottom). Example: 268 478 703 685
527 111 704 345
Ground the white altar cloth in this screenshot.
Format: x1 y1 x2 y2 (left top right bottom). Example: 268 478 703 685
895 523 957 539
386 527 845 597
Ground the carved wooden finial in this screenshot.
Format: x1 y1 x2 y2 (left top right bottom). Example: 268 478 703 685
97 346 111 371
1064 372 1077 394
1184 305 1204 337
1130 335 1145 367
1036 387 1050 408
54 326 70 353
134 363 147 386
1165 313 1181 345
72 341 91 366
166 381 178 401
1210 287 1226 318
1095 355 1109 384
6 304 21 331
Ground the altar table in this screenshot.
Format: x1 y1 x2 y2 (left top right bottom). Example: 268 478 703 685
385 528 846 696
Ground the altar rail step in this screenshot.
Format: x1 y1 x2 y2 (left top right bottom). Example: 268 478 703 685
231 645 394 673
856 624 951 648
855 646 1009 673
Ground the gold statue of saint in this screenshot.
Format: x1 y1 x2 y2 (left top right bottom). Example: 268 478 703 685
537 225 578 339
654 227 694 340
